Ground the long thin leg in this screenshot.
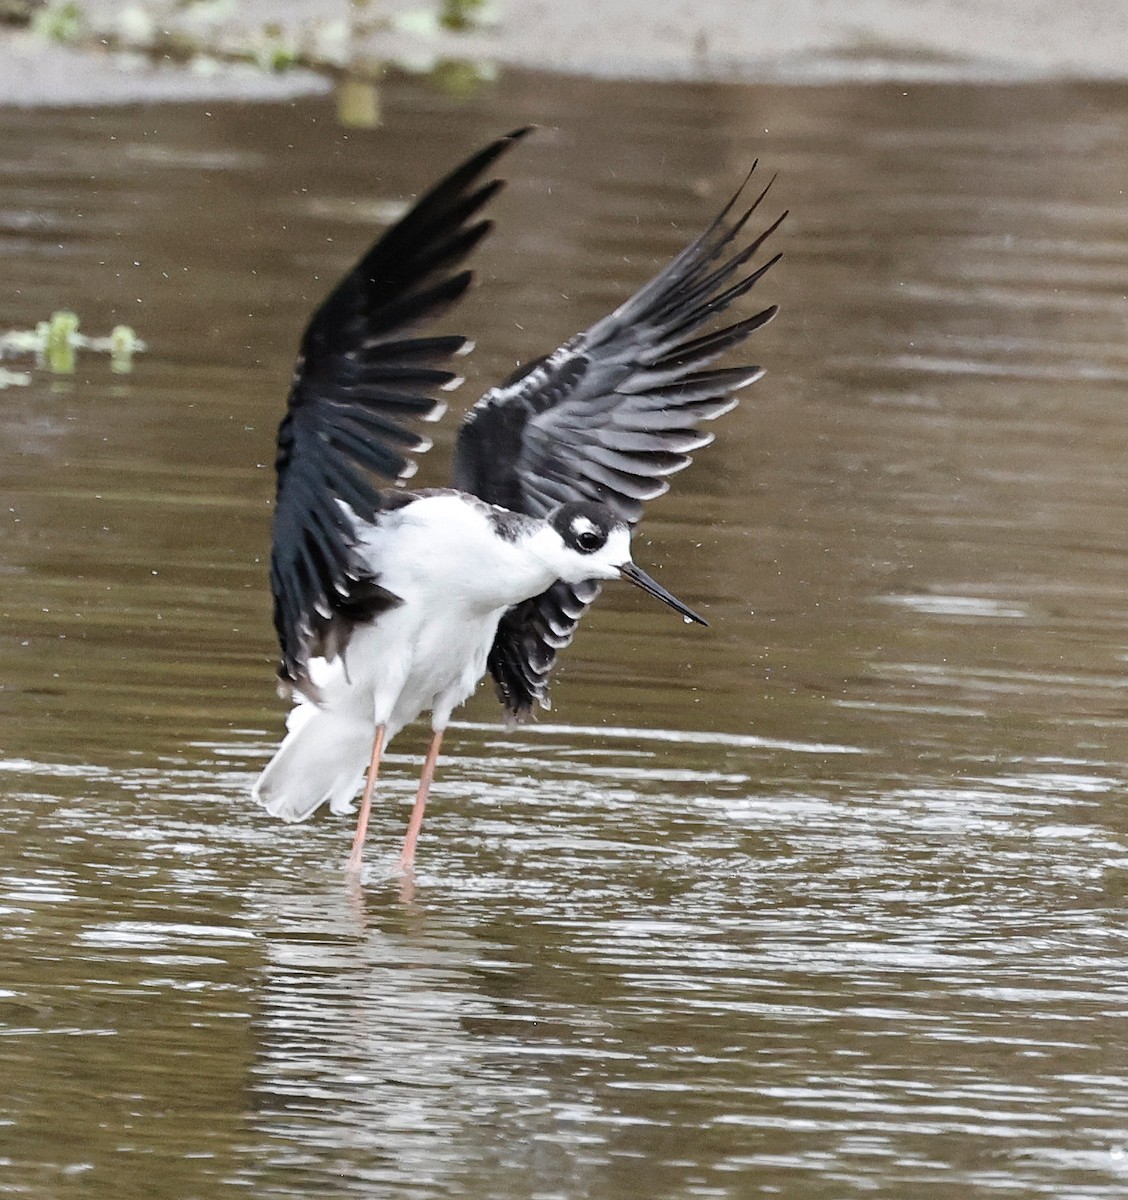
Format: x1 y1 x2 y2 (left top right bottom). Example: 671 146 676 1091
346 724 386 876
399 728 444 872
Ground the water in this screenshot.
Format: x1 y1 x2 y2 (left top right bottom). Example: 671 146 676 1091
2 71 1128 1198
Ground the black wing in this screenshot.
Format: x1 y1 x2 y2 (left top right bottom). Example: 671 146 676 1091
452 165 784 721
270 127 530 687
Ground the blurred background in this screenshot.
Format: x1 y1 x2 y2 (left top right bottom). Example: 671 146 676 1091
1 4 1128 1199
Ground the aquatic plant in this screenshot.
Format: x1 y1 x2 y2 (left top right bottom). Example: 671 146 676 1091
439 0 493 32
30 0 83 41
0 311 145 375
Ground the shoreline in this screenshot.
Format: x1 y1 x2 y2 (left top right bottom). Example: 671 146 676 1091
2 0 1127 107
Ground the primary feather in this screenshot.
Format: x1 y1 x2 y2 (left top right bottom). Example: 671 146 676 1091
269 127 532 692
451 165 784 719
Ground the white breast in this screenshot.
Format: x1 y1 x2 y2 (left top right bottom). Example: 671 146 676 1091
356 494 553 612
305 494 559 739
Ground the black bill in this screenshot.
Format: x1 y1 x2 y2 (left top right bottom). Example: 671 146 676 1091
618 562 708 627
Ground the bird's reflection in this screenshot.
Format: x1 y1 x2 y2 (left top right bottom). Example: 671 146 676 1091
246 873 509 1189
343 859 419 923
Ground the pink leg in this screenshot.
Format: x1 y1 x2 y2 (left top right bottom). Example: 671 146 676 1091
399 728 444 872
346 724 386 876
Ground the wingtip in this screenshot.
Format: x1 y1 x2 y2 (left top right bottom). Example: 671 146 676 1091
472 126 534 175
732 365 767 390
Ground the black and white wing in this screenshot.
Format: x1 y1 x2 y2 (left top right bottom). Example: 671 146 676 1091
270 128 529 688
452 166 784 721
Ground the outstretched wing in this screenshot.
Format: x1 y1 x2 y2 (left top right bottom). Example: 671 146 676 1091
270 128 530 687
452 165 784 721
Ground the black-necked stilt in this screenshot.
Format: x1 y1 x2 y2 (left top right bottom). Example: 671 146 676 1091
252 128 784 874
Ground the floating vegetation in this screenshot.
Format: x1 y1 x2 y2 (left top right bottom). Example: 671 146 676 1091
393 0 496 35
0 311 146 376
250 22 300 72
18 0 503 122
438 0 496 33
29 0 84 42
427 57 497 97
52 0 503 80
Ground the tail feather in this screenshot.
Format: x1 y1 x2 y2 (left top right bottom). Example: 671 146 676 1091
253 701 374 823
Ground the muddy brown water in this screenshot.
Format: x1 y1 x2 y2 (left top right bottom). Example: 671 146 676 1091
2 71 1128 1199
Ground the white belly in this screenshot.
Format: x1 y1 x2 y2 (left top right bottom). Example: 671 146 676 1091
300 493 558 740
325 600 501 738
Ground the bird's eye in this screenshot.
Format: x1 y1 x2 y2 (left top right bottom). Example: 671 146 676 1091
575 530 603 553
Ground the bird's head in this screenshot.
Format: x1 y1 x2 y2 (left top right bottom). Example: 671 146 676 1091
545 501 707 626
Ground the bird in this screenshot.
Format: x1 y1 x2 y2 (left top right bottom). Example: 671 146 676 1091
251 127 784 875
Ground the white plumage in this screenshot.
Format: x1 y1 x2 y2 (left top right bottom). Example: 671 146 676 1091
253 493 632 824
254 128 782 873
